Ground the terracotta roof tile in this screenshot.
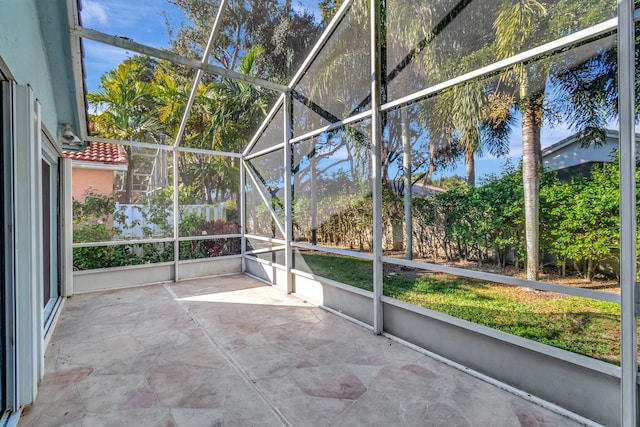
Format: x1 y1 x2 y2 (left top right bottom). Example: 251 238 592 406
64 142 128 165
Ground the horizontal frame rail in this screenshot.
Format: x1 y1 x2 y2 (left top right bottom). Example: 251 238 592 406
245 142 285 160
245 234 287 244
178 234 241 242
73 234 241 248
291 242 374 260
382 256 620 304
245 245 287 255
86 136 242 157
290 110 372 144
73 238 174 248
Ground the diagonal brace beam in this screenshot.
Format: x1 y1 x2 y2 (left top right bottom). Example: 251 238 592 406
71 26 288 93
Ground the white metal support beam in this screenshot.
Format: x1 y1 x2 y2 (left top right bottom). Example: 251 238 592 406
284 94 293 293
240 159 247 273
86 136 242 157
174 0 228 148
244 94 285 156
71 26 288 93
371 0 384 335
288 0 355 90
172 149 180 281
618 0 637 425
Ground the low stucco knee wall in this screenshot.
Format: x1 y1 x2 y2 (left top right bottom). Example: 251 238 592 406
72 256 242 294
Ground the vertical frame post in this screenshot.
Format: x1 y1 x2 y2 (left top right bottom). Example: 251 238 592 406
240 158 246 273
371 0 384 334
618 0 637 425
284 93 293 293
2 80 17 412
173 149 180 282
61 157 74 297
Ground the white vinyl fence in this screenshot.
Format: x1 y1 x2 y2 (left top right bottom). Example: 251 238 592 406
115 203 226 238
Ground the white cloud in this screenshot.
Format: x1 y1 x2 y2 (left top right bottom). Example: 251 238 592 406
82 0 108 27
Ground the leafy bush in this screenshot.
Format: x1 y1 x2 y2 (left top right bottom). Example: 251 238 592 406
73 188 241 270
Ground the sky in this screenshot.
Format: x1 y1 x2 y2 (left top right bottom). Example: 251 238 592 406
436 120 577 182
80 1 617 183
81 0 322 93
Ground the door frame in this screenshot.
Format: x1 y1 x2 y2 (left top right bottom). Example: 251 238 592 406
40 133 63 330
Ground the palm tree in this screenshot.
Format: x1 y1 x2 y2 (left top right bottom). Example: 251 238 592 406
191 47 269 206
88 60 162 203
493 0 614 280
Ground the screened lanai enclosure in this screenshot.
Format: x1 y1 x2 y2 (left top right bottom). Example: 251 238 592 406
11 0 640 425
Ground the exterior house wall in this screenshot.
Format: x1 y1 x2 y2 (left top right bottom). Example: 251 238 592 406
1 0 82 418
542 130 639 176
542 141 619 172
72 168 116 201
1 0 60 138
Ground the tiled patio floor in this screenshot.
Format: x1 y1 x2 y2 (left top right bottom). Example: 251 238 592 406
20 274 582 426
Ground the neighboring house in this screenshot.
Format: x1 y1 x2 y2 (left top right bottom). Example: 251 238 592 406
64 142 128 201
542 129 640 179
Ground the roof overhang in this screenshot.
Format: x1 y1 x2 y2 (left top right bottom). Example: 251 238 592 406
35 0 87 150
71 160 128 172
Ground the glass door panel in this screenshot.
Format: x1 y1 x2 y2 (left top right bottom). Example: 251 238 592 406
41 142 60 324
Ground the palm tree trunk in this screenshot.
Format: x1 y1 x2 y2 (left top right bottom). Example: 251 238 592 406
124 147 134 204
310 149 317 245
401 108 413 259
424 140 437 186
521 93 543 281
465 151 475 187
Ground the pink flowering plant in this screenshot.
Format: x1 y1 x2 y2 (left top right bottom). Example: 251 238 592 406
178 213 241 259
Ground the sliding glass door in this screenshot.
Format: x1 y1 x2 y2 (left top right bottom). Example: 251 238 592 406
41 136 61 324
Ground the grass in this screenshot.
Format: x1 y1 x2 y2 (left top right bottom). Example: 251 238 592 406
296 251 624 365
294 252 374 290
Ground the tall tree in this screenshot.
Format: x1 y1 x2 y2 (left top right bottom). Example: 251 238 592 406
168 0 321 83
319 0 345 24
88 60 162 203
493 0 614 280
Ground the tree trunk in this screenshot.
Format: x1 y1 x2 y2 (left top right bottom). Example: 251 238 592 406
424 141 436 186
521 69 544 281
236 159 242 221
587 258 595 281
522 101 541 281
310 148 318 245
124 146 134 204
465 150 475 187
401 108 413 260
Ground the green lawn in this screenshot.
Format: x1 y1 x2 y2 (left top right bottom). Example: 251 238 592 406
295 251 623 365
